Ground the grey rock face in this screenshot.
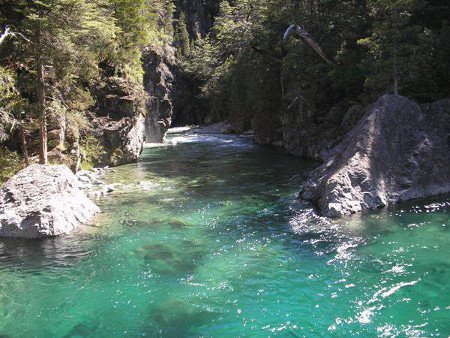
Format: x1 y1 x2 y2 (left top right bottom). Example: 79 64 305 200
92 76 146 166
300 95 450 218
143 47 175 143
93 76 146 120
0 164 100 238
281 101 364 161
252 98 365 160
175 0 219 39
94 115 145 166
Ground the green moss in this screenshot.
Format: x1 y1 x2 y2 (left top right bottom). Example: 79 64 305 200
80 134 105 170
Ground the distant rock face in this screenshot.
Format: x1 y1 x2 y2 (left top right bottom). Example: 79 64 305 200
92 76 147 165
300 95 450 218
252 97 366 160
93 116 145 166
191 122 244 135
0 164 100 238
280 101 365 160
175 0 220 39
142 47 176 143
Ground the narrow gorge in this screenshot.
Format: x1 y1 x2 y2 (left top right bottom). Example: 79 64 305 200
0 0 449 337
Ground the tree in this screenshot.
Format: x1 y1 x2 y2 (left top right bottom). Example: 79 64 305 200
359 0 423 96
175 12 190 57
108 0 164 82
4 0 117 164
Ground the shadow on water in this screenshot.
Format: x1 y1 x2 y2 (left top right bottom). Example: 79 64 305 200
0 233 103 270
110 135 316 196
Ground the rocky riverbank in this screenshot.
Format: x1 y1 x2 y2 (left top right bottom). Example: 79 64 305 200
191 122 249 135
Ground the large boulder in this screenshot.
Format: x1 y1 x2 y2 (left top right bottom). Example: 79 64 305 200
0 164 100 238
300 94 450 218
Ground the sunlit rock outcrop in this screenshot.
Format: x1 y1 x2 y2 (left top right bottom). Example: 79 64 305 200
92 76 146 165
142 46 175 143
0 164 100 238
300 95 450 217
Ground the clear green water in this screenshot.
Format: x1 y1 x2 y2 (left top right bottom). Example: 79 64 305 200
1 133 449 337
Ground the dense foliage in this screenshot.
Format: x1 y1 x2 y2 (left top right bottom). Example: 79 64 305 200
184 0 450 127
1 0 449 181
0 0 171 179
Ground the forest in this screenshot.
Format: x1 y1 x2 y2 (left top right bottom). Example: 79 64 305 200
1 0 449 180
0 1 449 336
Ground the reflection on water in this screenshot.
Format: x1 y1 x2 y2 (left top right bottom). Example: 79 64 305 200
0 132 449 337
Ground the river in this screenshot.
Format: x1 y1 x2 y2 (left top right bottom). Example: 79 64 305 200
0 132 449 337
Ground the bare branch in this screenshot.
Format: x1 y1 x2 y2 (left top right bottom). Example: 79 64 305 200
13 31 31 43
283 24 334 66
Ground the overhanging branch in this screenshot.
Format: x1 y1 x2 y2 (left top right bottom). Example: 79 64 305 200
283 24 333 66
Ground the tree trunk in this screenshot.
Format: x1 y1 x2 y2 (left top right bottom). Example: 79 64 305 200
19 119 29 166
393 40 399 95
36 31 47 164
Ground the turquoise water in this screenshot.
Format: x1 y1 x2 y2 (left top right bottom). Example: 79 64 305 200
0 132 449 337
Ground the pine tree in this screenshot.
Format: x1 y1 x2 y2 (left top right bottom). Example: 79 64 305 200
358 0 424 96
109 0 160 81
176 12 190 57
6 0 117 164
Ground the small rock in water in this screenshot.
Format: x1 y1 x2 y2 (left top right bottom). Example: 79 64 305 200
138 181 158 191
93 179 105 186
105 185 115 193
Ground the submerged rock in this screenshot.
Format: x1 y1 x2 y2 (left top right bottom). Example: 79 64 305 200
134 241 205 276
149 300 215 333
0 164 100 238
300 95 450 218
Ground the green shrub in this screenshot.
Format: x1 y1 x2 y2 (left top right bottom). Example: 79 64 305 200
0 148 23 184
80 134 105 170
